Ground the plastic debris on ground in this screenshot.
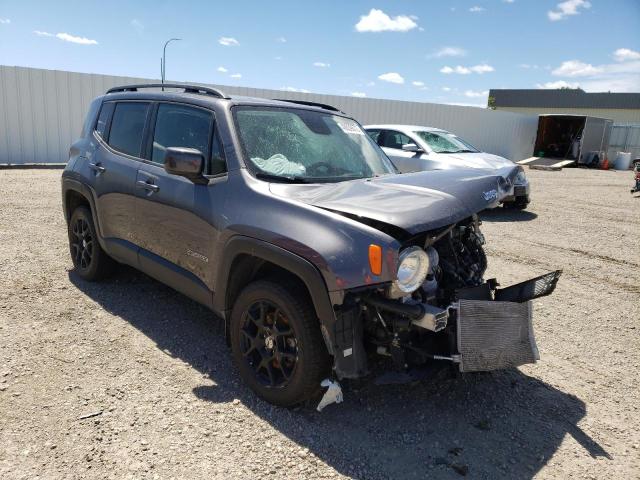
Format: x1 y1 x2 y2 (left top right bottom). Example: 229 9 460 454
316 379 343 412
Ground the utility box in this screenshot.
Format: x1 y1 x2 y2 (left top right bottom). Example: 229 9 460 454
533 114 613 166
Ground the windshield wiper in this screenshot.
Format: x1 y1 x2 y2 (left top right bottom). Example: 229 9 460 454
254 172 311 183
438 149 475 154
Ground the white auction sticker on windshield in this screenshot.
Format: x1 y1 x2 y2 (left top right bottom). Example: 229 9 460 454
336 119 364 135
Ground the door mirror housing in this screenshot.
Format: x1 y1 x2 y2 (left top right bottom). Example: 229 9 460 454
164 147 206 184
402 143 423 153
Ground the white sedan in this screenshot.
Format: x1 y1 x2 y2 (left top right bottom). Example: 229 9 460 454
365 124 530 209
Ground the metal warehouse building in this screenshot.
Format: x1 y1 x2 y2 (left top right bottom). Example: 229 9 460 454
1 65 542 165
490 89 640 124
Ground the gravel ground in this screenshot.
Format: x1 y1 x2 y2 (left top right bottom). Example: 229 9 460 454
1 167 639 480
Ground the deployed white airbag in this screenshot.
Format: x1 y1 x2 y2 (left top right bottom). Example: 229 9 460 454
251 154 306 177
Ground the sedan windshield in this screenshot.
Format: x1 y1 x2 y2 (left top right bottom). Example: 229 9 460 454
234 106 396 182
414 130 480 154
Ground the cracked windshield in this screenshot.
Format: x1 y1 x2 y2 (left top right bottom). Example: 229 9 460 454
234 107 395 182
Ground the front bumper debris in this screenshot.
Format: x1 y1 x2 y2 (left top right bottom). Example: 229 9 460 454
455 299 538 372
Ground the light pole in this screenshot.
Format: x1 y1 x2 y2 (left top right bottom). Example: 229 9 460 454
161 38 182 90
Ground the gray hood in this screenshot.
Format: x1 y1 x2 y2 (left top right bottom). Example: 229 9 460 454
269 169 509 235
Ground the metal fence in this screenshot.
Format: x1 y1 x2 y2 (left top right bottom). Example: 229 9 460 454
608 123 640 163
0 65 541 165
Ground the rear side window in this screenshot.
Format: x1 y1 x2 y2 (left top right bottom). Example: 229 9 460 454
108 102 150 157
94 102 114 139
151 104 212 165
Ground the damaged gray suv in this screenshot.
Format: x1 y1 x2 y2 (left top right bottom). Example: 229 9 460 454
62 84 561 406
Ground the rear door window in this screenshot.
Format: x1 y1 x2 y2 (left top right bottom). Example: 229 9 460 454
108 102 150 157
151 103 213 165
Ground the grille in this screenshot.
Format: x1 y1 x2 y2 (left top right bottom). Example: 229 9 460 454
456 299 539 372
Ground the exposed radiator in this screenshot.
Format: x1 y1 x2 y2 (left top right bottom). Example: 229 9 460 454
456 299 539 372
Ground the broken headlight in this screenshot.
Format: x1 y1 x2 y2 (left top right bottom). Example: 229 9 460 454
392 246 430 294
515 169 527 185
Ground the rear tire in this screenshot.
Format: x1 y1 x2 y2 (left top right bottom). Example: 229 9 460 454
230 279 330 407
68 206 115 281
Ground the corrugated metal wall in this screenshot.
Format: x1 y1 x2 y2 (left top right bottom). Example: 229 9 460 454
0 65 540 164
608 124 640 161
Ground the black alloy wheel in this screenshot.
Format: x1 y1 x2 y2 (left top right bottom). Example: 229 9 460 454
70 216 94 271
240 300 299 388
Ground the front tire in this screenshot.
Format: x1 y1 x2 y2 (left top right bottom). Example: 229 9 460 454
68 206 115 281
230 280 330 407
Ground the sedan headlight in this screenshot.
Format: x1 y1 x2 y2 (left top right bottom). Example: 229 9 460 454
393 246 430 294
515 169 527 185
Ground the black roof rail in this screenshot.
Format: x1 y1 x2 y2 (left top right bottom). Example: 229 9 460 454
273 99 342 113
106 83 228 99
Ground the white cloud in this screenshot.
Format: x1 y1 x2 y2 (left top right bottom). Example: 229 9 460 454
355 8 418 32
218 36 239 46
276 36 287 43
542 51 640 92
313 62 330 68
378 72 405 84
0 18 10 24
217 66 228 73
34 30 97 44
504 0 515 3
442 86 452 92
447 102 486 108
519 63 540 69
464 89 489 98
548 0 591 21
366 81 376 87
552 60 602 77
536 80 581 89
412 81 425 87
429 46 467 58
351 92 367 98
440 64 494 74
613 48 640 62
469 6 485 12
55 33 98 45
230 73 242 79
470 64 494 73
283 86 311 93
130 19 144 34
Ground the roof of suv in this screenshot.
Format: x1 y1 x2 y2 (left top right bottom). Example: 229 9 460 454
364 124 448 133
103 83 344 115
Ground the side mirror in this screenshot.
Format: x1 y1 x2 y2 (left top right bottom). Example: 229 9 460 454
402 143 423 153
164 147 206 184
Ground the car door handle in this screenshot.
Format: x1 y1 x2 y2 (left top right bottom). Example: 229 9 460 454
136 180 160 192
89 162 105 173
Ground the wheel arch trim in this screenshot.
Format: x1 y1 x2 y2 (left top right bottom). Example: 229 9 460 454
214 236 338 354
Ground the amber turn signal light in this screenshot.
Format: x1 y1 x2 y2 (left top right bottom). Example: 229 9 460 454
369 244 382 275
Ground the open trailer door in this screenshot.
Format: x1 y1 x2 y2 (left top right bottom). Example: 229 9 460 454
579 117 614 166
521 114 614 169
